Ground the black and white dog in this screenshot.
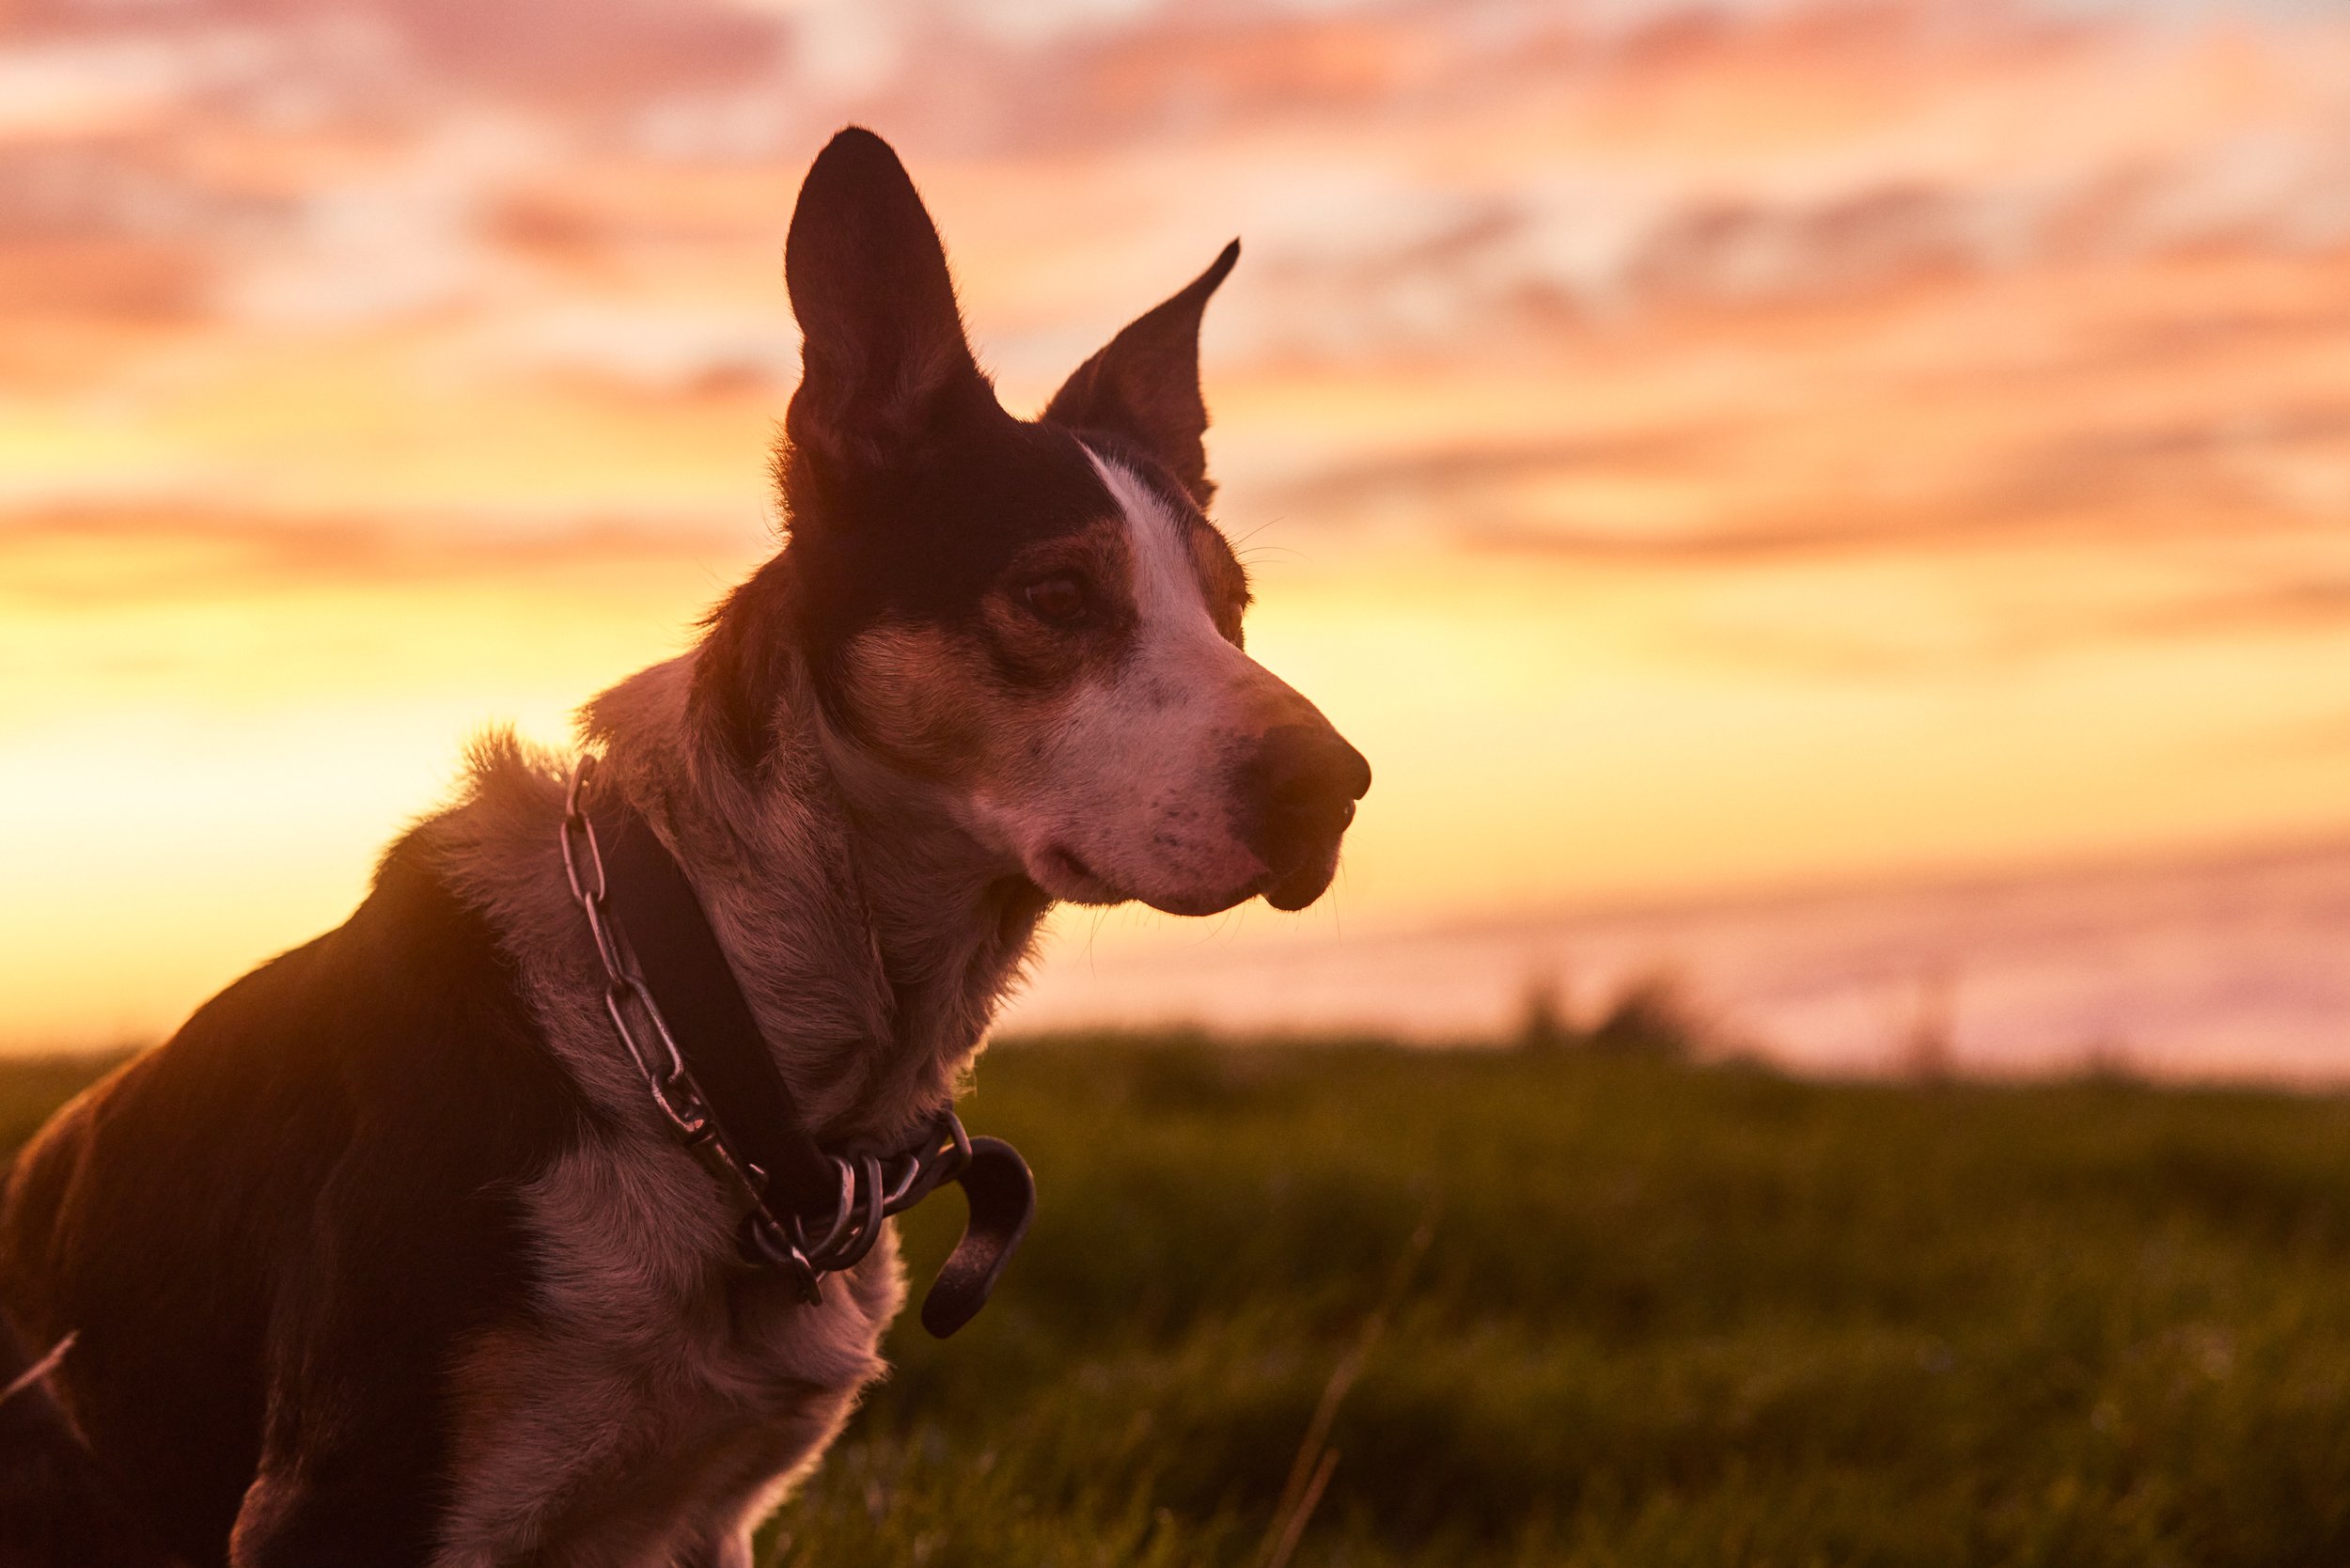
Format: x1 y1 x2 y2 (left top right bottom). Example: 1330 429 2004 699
0 128 1367 1565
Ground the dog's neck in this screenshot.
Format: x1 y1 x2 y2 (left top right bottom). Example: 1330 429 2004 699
576 652 1051 1144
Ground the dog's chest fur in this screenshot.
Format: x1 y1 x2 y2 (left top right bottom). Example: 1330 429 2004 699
430 1134 903 1566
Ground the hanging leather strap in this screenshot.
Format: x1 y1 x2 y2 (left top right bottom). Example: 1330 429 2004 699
921 1137 1035 1337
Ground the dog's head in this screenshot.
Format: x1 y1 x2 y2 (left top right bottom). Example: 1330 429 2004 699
696 128 1367 917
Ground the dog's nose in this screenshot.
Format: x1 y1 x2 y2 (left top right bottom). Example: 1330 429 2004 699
1239 723 1371 870
1262 724 1371 814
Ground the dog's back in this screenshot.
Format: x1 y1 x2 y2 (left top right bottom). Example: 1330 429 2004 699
0 833 586 1565
0 1310 164 1568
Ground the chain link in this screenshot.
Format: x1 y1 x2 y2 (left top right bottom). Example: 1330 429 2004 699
561 758 705 1139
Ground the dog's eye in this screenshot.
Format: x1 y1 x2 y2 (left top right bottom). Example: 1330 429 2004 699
1022 574 1089 625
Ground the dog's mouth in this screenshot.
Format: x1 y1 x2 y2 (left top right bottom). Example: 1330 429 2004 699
1037 842 1251 917
1261 838 1344 912
1256 808 1353 911
1033 825 1350 917
1034 843 1126 907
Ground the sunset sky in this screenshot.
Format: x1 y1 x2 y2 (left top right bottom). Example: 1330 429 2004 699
6 0 2350 1050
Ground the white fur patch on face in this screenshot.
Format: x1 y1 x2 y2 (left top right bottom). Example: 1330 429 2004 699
977 448 1330 917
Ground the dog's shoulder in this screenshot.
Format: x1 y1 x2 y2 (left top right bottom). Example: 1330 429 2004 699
14 823 590 1254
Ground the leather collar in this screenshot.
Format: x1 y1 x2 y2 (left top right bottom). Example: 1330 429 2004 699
559 756 1032 1337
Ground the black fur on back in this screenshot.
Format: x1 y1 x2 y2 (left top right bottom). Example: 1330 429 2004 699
0 834 589 1565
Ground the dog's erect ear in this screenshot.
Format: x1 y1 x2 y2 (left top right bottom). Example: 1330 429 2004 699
785 127 991 463
1042 241 1239 508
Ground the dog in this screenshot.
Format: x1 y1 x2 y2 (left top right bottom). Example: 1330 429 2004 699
0 126 1369 1566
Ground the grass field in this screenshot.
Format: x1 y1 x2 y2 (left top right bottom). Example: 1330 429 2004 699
11 1034 2350 1565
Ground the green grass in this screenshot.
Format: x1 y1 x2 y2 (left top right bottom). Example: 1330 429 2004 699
13 1036 2350 1565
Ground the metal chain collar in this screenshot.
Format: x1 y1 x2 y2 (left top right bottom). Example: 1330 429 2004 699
557 755 972 1305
